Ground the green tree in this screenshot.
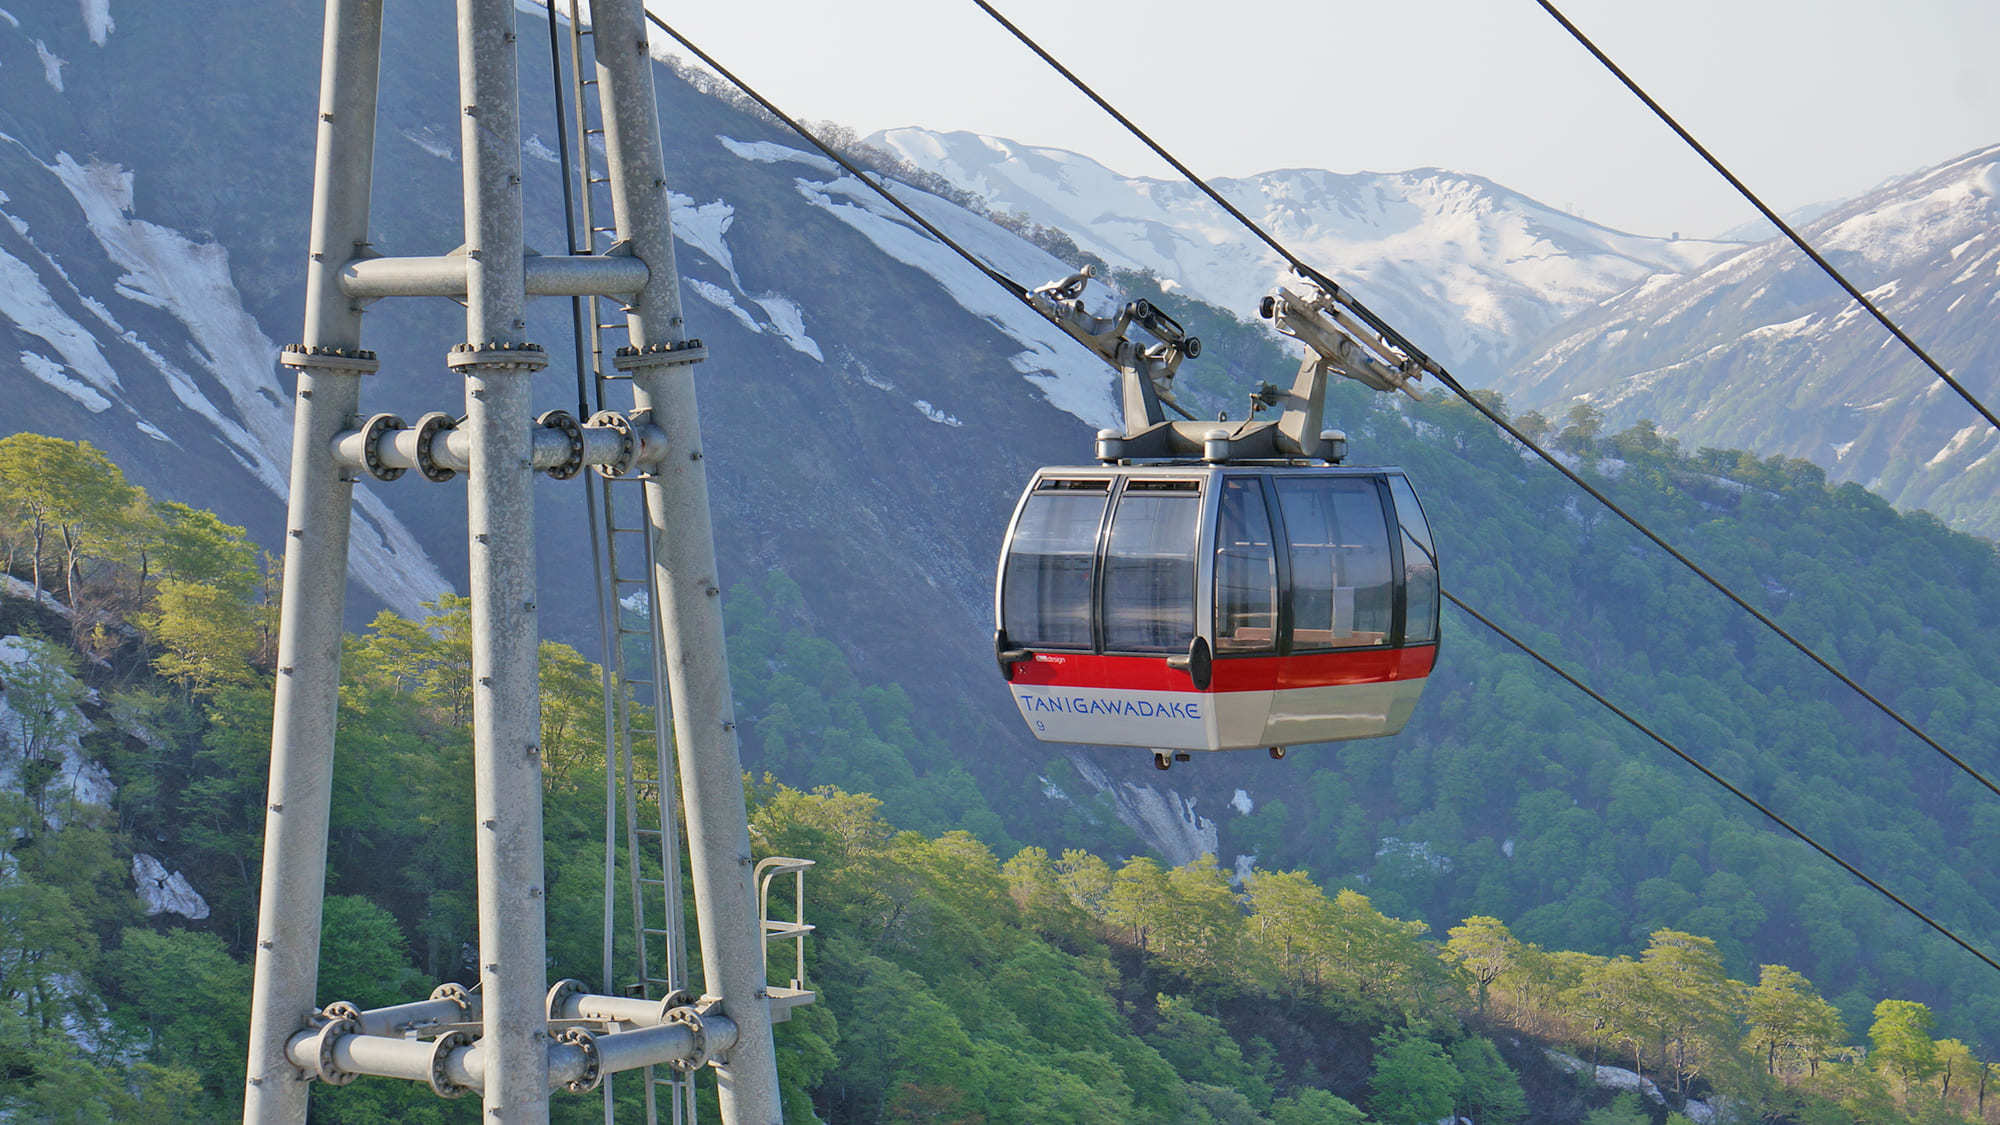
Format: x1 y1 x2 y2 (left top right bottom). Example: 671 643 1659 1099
148 500 256 595
1636 930 1738 1098
1444 915 1520 1019
1743 964 1845 1079
1053 848 1114 919
1156 855 1243 977
1106 856 1170 952
1270 1087 1368 1125
1582 1093 1650 1125
1245 868 1334 993
536 639 604 788
0 434 146 629
0 877 94 1031
0 639 88 821
146 577 258 692
1149 993 1272 1109
316 895 426 1010
1000 846 1096 947
1450 1036 1526 1125
1868 999 1941 1096
1368 1030 1458 1125
109 927 250 1098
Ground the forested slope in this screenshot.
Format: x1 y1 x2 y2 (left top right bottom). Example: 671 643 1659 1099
3 433 1999 1123
1088 279 2000 1049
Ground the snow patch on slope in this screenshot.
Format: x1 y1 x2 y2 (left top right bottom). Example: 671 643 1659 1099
667 172 824 362
17 351 110 411
401 127 455 162
717 135 838 176
0 242 123 397
77 0 111 44
912 400 961 427
40 151 449 615
36 40 64 90
749 294 821 361
740 137 1117 428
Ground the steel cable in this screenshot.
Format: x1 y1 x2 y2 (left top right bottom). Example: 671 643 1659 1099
645 11 1032 304
1446 589 2000 976
968 0 2000 806
1533 0 1999 436
647 9 2000 981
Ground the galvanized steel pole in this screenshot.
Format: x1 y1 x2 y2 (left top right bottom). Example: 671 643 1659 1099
243 0 383 1119
454 0 552 1119
585 0 785 1118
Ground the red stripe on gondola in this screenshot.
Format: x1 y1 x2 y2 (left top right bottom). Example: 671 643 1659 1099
1009 645 1436 692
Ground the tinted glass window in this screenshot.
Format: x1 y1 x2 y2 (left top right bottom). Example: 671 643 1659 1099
1102 481 1200 653
1388 474 1438 644
1002 481 1108 648
1214 477 1277 653
1276 477 1393 649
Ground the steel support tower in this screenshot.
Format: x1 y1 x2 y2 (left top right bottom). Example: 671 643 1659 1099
242 0 791 1120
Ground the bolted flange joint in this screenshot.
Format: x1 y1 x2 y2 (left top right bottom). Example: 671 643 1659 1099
429 980 473 1011
280 342 380 373
310 1013 360 1086
588 410 637 478
428 1029 476 1099
413 412 459 482
445 340 549 372
544 978 586 1023
536 410 586 479
357 413 406 481
663 1005 706 1073
557 1027 602 1093
611 337 706 372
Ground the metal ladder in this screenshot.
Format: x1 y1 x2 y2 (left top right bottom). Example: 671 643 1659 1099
562 4 694 1122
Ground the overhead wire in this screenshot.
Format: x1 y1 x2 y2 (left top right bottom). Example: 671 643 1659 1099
967 0 2000 807
643 15 2000 978
1446 590 2000 976
645 12 1031 303
1532 0 2000 437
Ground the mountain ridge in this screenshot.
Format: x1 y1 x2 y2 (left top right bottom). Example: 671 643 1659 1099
867 124 1746 384
1505 140 2000 539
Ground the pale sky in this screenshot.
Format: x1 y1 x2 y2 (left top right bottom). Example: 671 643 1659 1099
648 0 2000 239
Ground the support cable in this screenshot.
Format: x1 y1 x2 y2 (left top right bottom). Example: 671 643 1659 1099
648 7 2000 980
968 0 2000 806
1533 0 1999 436
646 11 1031 304
1444 588 2000 977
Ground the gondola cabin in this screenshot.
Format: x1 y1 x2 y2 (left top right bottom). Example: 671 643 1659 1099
995 464 1438 757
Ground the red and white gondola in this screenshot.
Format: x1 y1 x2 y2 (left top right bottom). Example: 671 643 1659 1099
995 463 1438 765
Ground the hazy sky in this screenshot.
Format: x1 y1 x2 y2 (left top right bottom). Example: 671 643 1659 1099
647 0 2000 239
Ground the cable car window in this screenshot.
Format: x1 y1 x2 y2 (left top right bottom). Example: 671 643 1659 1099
1002 479 1109 648
1214 477 1278 653
1276 477 1393 649
1388 474 1439 645
1102 480 1201 653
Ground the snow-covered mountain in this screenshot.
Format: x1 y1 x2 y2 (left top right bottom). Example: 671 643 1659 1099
1508 143 2000 539
0 0 1128 631
869 127 1744 384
